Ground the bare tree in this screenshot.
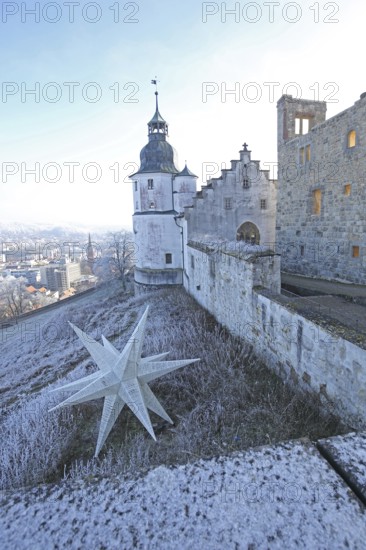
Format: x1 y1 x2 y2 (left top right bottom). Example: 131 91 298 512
0 276 34 319
106 230 136 289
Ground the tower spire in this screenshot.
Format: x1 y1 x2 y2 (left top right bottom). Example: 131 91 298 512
148 78 168 137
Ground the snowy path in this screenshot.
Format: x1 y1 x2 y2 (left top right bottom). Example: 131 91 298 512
1 439 365 549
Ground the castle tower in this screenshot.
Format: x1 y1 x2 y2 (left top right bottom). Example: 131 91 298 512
276 94 327 148
131 90 197 286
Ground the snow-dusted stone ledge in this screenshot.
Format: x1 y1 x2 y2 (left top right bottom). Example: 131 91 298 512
318 431 366 505
0 439 365 549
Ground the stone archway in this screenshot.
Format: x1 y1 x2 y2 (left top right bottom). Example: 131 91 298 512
236 222 260 244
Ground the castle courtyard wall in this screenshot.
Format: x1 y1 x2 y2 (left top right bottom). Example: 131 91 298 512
184 245 366 427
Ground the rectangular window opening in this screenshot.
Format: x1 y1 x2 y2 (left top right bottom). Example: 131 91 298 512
295 118 301 135
224 197 233 210
313 189 322 215
344 183 352 196
260 199 266 210
165 253 172 264
306 144 311 162
147 179 154 190
352 246 360 258
295 117 311 136
348 130 356 148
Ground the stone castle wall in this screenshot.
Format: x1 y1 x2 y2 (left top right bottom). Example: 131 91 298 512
184 245 366 426
276 94 366 283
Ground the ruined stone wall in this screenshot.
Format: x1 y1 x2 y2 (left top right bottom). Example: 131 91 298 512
276 94 366 283
184 245 366 426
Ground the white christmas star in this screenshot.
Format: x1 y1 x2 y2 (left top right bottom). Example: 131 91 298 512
49 307 199 456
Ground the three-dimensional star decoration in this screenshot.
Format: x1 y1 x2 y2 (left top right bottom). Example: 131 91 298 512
49 307 199 457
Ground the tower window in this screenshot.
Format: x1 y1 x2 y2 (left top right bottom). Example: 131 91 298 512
300 245 305 256
148 179 154 189
242 178 249 189
190 255 194 269
135 201 139 210
224 197 233 210
260 199 266 210
306 144 311 162
352 246 360 258
344 183 352 196
313 189 322 215
347 130 356 148
134 181 138 191
149 201 155 209
295 117 310 135
165 253 172 264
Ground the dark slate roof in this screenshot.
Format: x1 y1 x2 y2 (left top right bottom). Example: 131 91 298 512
175 164 198 178
148 109 167 126
131 134 179 176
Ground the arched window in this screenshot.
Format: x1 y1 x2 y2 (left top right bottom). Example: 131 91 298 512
236 222 260 244
347 130 356 148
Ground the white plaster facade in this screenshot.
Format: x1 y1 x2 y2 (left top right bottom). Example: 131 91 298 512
131 94 197 286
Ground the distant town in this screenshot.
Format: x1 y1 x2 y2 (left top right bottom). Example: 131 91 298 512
0 228 134 320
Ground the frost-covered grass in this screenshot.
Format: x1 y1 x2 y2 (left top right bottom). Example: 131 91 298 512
0 392 76 490
2 440 366 550
0 284 347 491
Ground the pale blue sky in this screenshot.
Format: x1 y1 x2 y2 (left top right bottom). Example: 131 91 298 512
0 0 364 229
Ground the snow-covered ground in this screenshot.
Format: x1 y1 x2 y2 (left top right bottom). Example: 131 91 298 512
2 281 363 548
318 432 366 503
1 439 365 549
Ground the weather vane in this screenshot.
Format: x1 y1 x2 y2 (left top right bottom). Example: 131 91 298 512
151 76 159 93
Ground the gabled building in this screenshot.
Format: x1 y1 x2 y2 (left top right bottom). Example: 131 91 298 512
185 142 277 246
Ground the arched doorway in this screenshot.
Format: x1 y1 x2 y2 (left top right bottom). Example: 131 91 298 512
236 222 260 244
